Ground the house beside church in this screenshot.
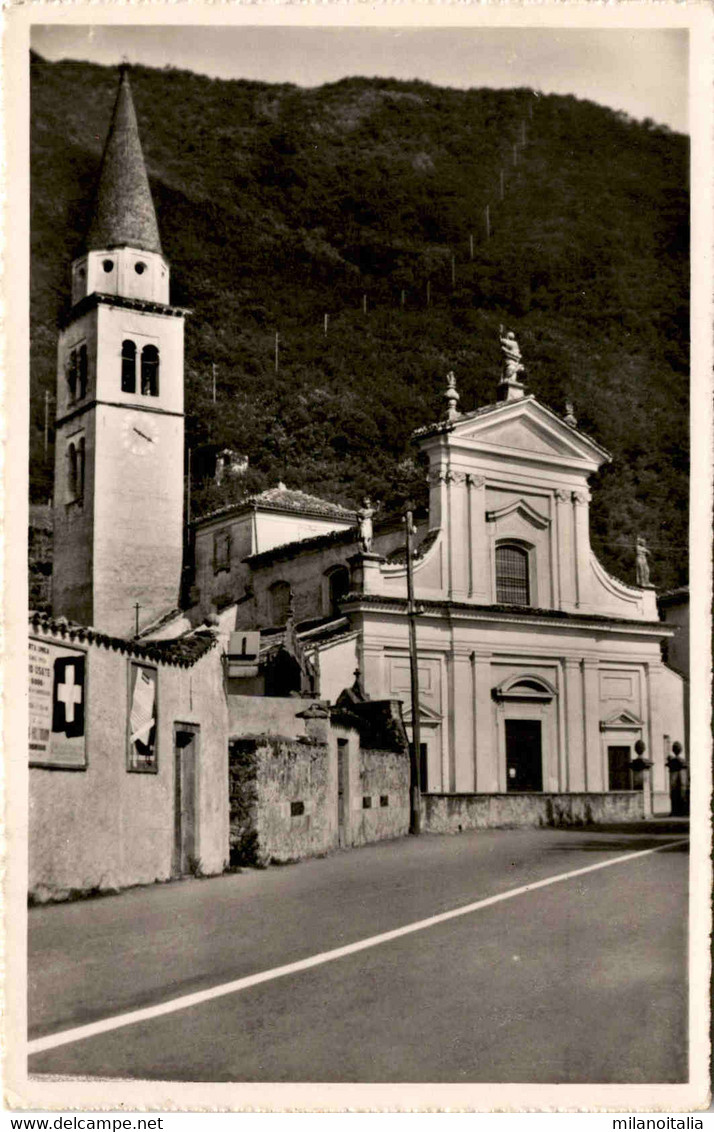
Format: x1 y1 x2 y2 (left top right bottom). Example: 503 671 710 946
30 68 687 899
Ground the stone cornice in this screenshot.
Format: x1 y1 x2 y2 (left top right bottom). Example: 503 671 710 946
61 290 190 329
341 594 673 637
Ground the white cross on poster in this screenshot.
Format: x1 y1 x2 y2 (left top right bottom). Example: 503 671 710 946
29 638 87 768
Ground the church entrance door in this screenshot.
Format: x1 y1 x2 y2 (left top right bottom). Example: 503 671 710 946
505 719 543 792
173 725 199 875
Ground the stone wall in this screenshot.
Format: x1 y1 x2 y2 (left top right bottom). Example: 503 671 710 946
422 791 645 834
350 748 410 847
229 735 336 865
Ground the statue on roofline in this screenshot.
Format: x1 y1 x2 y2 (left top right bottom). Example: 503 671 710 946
635 536 652 587
499 324 525 383
357 498 378 554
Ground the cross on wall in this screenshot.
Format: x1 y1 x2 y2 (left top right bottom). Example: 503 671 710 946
57 666 82 724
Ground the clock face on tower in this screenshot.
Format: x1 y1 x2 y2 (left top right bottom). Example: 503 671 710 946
122 413 159 456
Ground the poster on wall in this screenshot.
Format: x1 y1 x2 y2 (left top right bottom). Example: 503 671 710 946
127 662 158 772
28 637 87 769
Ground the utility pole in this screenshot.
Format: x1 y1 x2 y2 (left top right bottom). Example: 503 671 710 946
212 362 217 403
469 232 474 261
404 509 422 835
324 313 329 336
186 448 192 528
134 602 140 638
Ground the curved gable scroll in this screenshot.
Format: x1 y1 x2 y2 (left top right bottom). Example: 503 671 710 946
492 674 557 702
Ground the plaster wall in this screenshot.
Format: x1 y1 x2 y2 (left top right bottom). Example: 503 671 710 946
29 632 229 901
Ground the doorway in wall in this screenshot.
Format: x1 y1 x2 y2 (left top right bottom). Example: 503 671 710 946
505 719 543 792
173 724 199 876
607 745 641 791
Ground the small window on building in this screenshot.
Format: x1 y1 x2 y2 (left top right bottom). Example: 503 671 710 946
213 532 231 574
495 543 530 605
127 663 158 772
103 259 114 273
67 349 78 400
269 580 292 626
290 800 305 816
66 443 78 501
141 345 160 397
380 795 389 808
78 343 88 399
326 565 350 617
77 436 85 500
135 262 147 275
121 339 137 393
362 796 372 809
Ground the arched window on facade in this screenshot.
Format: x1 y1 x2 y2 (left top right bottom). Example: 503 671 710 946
495 543 530 605
67 349 78 400
67 443 78 501
269 580 292 626
141 345 160 397
78 344 88 399
77 436 86 500
121 340 137 393
326 565 350 617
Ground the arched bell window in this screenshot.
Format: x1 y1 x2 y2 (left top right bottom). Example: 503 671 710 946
141 344 160 397
67 349 78 399
495 543 530 605
121 340 137 393
78 344 88 399
67 443 78 501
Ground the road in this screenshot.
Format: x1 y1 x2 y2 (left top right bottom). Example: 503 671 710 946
28 823 688 1083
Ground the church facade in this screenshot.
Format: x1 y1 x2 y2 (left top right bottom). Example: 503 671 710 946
35 67 687 900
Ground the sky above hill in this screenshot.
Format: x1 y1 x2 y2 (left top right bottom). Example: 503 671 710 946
31 23 688 134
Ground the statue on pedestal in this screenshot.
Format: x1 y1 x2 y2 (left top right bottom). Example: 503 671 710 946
635 536 652 587
357 498 377 554
499 325 525 382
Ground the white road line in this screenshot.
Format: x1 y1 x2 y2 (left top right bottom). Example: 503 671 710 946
28 837 688 1056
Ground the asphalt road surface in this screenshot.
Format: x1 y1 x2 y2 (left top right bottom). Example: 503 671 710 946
28 823 688 1083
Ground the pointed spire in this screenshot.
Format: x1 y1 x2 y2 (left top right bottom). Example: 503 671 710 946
87 67 162 255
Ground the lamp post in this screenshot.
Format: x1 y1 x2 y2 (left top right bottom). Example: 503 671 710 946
404 508 422 835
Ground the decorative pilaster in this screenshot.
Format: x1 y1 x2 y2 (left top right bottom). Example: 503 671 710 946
471 649 496 792
646 661 668 807
467 474 488 602
563 657 586 791
452 646 475 792
555 489 576 610
571 490 592 608
582 658 604 791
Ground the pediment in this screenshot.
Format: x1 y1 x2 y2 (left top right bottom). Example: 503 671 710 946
599 709 644 732
402 701 443 724
450 399 609 470
486 498 550 530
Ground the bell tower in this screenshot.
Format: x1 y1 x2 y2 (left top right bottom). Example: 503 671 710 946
53 67 186 637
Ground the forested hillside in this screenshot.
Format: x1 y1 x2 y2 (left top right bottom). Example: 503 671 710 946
30 53 689 590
